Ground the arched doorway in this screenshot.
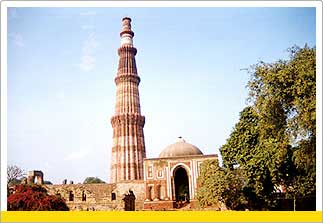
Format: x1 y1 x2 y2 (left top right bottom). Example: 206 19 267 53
174 166 190 202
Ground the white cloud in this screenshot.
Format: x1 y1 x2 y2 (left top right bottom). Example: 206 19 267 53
9 33 25 47
80 11 97 16
79 33 99 72
83 34 99 53
64 149 90 161
79 55 96 72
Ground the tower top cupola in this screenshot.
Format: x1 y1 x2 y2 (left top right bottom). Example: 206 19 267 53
120 17 134 46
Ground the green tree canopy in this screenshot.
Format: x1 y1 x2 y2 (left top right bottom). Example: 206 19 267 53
219 45 316 210
247 45 316 200
220 106 276 209
83 177 105 184
196 159 225 208
196 159 246 210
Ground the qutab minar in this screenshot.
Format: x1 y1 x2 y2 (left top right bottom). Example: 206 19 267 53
26 17 219 211
110 17 146 183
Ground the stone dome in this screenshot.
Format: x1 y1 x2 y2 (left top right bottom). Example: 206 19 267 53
159 137 203 158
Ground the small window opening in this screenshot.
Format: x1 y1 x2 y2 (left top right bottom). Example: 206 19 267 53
69 191 74 201
111 192 116 201
82 191 86 201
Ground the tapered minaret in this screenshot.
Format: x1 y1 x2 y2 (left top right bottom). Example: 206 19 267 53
110 17 146 183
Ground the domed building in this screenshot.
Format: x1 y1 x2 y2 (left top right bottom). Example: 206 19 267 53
143 137 218 210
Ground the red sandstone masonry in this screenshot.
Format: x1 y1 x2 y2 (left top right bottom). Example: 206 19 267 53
110 18 146 183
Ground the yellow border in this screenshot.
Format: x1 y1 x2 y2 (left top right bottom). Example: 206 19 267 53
1 211 322 222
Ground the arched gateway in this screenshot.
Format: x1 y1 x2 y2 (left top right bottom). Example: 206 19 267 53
174 166 190 202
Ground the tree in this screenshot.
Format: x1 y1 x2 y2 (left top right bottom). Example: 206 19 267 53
196 159 225 208
83 177 105 184
220 106 260 169
220 106 277 209
7 184 69 211
219 45 315 210
248 45 316 209
7 165 25 185
196 159 247 210
222 169 247 210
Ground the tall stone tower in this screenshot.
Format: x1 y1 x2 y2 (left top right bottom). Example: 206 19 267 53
110 17 146 183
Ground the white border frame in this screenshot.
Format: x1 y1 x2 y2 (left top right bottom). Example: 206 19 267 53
1 1 322 211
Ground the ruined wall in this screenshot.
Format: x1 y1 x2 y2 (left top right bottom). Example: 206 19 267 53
45 181 145 211
115 180 145 210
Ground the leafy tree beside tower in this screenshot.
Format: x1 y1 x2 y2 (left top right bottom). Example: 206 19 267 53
197 45 316 210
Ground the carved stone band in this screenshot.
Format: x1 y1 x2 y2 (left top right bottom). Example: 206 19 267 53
111 114 145 127
115 75 140 85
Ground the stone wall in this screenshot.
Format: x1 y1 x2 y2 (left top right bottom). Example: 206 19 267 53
45 180 145 211
115 180 145 210
143 200 174 211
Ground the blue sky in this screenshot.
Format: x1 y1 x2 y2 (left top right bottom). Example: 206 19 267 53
7 7 316 184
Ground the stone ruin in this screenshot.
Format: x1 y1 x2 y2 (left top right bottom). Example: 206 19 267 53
27 170 44 185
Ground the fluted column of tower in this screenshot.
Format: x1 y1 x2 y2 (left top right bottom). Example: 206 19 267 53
110 17 146 183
